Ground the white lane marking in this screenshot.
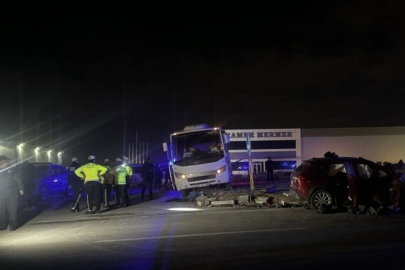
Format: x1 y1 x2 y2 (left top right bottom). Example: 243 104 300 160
96 227 306 243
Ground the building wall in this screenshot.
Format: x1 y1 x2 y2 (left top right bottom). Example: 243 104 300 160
302 135 405 164
225 129 301 173
226 126 405 172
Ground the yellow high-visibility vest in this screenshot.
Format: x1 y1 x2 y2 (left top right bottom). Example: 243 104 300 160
75 162 107 183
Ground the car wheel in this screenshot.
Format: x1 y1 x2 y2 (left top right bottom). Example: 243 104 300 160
65 184 74 197
311 189 333 214
39 185 49 201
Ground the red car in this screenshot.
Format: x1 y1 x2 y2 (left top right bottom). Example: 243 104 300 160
289 154 402 214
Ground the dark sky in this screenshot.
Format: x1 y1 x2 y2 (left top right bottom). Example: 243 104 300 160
1 2 405 164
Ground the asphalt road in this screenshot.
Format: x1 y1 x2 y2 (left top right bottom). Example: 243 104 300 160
1 185 405 270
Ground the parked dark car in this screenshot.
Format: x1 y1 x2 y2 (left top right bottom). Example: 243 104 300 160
289 154 402 214
21 162 72 201
129 164 143 186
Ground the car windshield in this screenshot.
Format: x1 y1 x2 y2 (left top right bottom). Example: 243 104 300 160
171 130 224 165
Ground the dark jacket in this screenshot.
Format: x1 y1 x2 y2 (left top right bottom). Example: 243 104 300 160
265 159 274 171
0 164 24 196
67 161 82 185
154 166 163 180
141 162 154 181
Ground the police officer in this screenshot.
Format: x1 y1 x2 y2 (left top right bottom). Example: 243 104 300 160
123 157 133 206
68 157 83 212
75 155 107 214
112 157 131 208
0 155 24 231
101 158 114 208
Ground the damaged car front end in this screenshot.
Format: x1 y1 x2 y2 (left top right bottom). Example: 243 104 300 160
289 153 405 214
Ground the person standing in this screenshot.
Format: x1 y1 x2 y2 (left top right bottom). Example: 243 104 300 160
123 156 133 206
75 155 107 214
112 157 131 208
154 164 162 190
265 157 274 183
67 157 83 212
163 165 171 190
101 158 114 208
112 158 122 206
20 160 37 212
0 155 24 231
140 157 154 201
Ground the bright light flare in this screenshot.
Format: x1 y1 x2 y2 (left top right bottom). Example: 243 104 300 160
167 208 203 212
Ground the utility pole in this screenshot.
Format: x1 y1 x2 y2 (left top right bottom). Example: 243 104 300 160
247 133 255 202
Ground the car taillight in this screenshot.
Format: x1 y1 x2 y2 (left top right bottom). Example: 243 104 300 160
291 175 306 184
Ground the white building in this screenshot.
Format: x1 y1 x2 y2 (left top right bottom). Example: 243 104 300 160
226 126 405 176
226 128 300 176
301 127 405 164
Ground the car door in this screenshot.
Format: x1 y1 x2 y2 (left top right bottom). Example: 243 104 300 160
345 162 358 207
47 165 67 194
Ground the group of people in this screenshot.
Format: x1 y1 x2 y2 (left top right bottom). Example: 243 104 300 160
68 155 137 214
139 157 171 200
68 155 170 214
0 153 171 231
152 163 170 191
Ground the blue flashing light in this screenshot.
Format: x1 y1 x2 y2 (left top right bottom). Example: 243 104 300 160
281 161 296 169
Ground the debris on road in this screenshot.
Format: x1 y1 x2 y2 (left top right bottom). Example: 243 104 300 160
176 186 302 208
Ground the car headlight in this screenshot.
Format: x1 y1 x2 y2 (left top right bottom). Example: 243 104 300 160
216 165 226 174
174 172 187 179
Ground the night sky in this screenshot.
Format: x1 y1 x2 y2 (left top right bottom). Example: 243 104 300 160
1 2 405 164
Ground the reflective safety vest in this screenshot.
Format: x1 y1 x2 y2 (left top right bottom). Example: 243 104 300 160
112 164 131 185
127 165 133 177
74 162 107 183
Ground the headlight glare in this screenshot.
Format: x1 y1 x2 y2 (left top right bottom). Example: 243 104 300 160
216 165 226 174
174 172 186 179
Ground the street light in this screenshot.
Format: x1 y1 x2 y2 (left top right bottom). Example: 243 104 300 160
47 150 54 163
17 143 26 163
34 147 42 162
17 143 25 149
57 151 64 165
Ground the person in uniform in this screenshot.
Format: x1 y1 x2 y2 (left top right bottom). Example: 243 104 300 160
68 157 83 212
123 157 133 206
75 155 107 214
112 157 131 208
